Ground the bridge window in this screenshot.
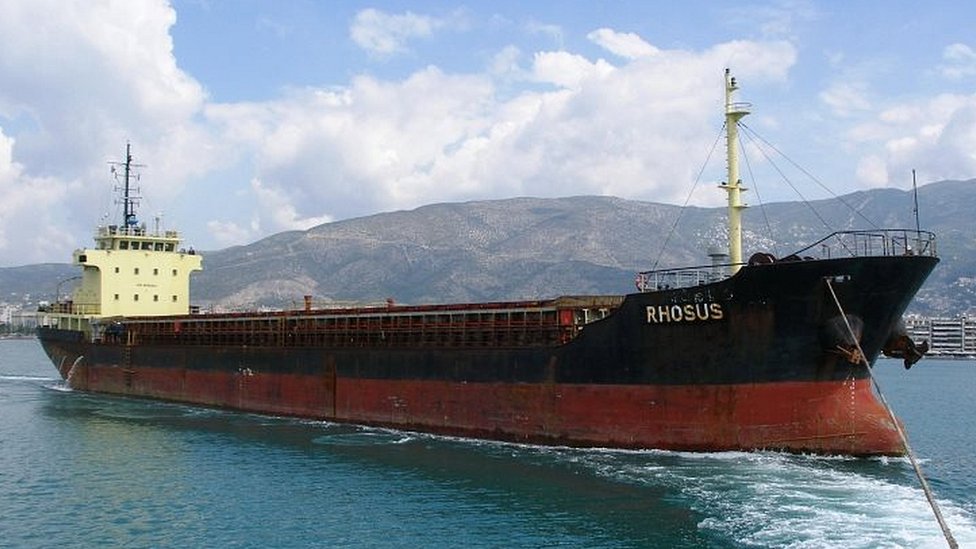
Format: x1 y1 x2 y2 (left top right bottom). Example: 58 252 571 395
119 241 129 250
165 243 175 252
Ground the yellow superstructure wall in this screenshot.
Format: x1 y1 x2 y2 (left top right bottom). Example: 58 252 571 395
71 247 202 317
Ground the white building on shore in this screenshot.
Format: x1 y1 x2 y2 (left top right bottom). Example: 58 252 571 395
905 315 976 357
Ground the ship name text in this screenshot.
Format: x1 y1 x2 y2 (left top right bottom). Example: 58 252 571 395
646 303 724 324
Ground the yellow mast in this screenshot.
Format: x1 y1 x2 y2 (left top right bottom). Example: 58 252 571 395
720 69 750 274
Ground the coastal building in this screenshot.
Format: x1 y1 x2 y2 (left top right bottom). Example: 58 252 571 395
0 304 39 334
905 315 976 357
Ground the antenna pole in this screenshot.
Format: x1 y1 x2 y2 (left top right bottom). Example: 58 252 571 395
912 169 921 236
124 143 134 227
110 143 144 228
721 69 750 274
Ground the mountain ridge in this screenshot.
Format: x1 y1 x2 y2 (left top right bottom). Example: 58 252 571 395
3 179 974 316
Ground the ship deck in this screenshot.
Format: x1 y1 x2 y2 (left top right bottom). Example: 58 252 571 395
102 295 626 349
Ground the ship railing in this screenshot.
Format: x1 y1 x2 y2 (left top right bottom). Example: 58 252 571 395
792 229 938 260
635 229 937 293
635 265 737 292
36 301 101 315
97 224 181 239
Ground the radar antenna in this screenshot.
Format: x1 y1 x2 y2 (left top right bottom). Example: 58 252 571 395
108 143 145 228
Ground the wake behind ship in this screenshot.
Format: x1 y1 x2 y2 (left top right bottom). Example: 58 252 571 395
37 72 938 456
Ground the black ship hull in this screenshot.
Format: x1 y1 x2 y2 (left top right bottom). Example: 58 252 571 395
38 253 938 455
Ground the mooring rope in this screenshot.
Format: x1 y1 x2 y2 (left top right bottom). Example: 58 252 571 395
824 278 958 548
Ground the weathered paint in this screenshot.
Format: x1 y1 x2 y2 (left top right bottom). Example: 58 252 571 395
38 252 937 456
48 357 900 455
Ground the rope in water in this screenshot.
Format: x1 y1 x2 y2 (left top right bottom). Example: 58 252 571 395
824 278 957 548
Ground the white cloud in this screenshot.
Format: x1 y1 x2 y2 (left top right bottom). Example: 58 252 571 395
489 45 524 79
0 0 211 265
525 21 564 48
724 0 818 41
939 43 976 80
848 93 976 186
820 81 872 117
251 178 332 232
0 1 804 266
856 155 888 186
200 38 797 228
350 8 443 56
206 219 254 248
531 51 615 89
0 0 206 169
587 28 659 60
0 128 77 264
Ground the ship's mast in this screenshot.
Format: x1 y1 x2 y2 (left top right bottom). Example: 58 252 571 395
721 69 750 274
111 143 143 228
124 143 135 226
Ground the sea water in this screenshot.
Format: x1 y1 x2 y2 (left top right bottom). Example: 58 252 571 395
1 338 974 548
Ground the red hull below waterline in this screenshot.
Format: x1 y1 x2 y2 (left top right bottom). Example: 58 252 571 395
64 361 903 456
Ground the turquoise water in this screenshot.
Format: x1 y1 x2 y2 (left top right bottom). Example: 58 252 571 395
1 338 974 548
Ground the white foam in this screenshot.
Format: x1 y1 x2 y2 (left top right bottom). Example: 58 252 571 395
0 374 58 382
311 430 413 447
573 448 976 548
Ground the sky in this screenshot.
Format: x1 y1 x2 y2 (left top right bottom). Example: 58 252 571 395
1 0 975 267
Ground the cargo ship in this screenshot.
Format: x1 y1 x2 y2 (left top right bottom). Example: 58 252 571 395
37 71 938 455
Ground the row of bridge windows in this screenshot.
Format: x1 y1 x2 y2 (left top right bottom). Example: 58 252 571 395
116 240 176 252
113 294 180 303
113 267 180 276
